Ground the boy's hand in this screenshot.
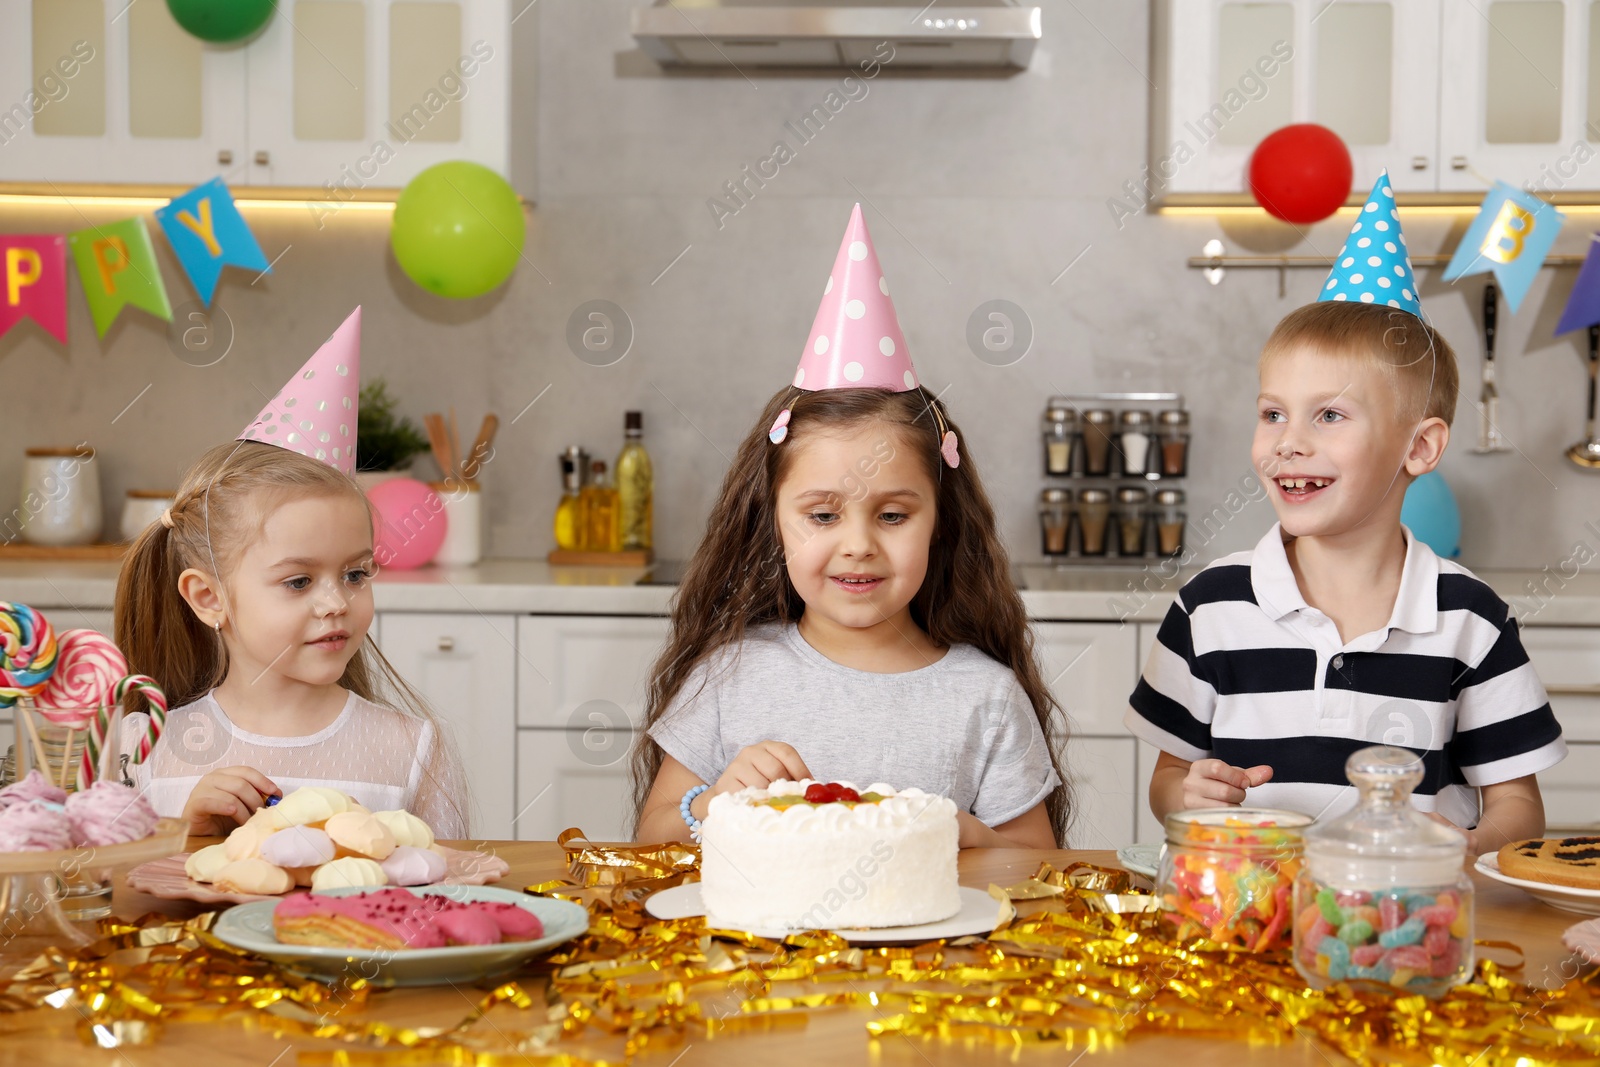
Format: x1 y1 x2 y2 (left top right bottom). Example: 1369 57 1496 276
182 766 279 836
1424 811 1477 855
694 742 811 820
1181 759 1273 808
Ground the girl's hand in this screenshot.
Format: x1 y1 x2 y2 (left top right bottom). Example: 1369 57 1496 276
692 742 811 820
183 766 280 836
1180 759 1273 808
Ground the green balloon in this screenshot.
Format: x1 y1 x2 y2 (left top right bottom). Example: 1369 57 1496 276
166 0 276 44
391 162 525 300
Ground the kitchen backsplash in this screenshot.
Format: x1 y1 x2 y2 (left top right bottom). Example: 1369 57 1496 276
3 1 1597 573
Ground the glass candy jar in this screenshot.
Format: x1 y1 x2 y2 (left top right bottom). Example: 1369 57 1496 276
1293 746 1474 996
1157 807 1311 951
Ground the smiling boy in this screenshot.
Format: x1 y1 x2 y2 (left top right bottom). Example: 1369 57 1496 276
1125 174 1565 855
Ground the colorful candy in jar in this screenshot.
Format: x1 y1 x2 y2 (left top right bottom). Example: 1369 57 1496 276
1157 808 1312 951
1293 746 1474 996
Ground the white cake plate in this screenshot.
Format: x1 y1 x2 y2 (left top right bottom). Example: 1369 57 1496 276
1475 853 1600 916
645 883 1001 943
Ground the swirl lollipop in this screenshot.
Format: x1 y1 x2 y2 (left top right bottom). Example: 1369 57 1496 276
35 628 128 729
0 601 58 706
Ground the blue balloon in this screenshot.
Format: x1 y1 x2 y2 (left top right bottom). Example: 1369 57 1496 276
1401 471 1461 559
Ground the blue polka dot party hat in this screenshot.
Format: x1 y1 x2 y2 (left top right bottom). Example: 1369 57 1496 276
1318 170 1420 317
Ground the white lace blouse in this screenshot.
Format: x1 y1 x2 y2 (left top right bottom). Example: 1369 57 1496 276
117 688 468 838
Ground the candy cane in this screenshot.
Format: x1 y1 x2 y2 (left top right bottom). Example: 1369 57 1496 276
79 674 168 790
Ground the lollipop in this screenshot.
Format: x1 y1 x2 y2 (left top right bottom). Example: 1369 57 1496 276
79 674 168 790
0 602 58 705
34 629 128 729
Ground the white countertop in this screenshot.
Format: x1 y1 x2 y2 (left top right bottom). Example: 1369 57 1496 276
3 559 1599 626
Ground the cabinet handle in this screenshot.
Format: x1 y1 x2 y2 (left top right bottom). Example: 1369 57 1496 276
217 149 233 165
255 150 271 166
1451 156 1468 170
1411 155 1428 170
1546 684 1600 697
437 636 455 652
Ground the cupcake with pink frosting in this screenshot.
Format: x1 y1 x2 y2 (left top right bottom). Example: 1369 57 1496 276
0 769 68 811
64 781 160 846
0 799 74 851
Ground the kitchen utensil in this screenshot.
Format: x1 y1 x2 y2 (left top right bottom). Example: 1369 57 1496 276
424 412 454 480
1474 282 1510 453
464 413 499 483
1566 324 1600 471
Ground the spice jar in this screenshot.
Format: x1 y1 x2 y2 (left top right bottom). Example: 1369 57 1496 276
1115 486 1150 557
1293 746 1473 996
1117 410 1153 477
1081 410 1114 476
1077 488 1111 556
1155 488 1186 557
1038 488 1071 557
1157 808 1311 951
1041 400 1077 477
1158 409 1190 477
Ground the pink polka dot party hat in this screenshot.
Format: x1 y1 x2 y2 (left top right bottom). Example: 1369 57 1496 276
237 306 362 474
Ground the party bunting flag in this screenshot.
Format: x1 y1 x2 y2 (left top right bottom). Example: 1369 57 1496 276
1556 234 1600 335
0 235 69 344
1442 181 1565 313
67 217 172 338
153 177 270 305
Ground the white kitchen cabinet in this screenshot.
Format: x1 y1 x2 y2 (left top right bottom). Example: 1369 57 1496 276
1521 625 1600 742
0 0 511 188
1539 741 1600 832
377 611 516 838
516 615 670 729
516 727 634 842
1065 736 1137 850
1033 621 1139 737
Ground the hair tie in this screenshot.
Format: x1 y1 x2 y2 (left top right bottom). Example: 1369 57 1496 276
159 507 175 529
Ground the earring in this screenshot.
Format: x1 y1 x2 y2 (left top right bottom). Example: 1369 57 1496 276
213 619 222 633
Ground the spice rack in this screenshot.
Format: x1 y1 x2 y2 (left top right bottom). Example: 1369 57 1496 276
1037 392 1189 564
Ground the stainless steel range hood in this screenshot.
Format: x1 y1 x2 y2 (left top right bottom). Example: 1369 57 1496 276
631 0 1042 70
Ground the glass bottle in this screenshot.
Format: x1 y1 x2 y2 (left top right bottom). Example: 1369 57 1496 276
1115 486 1151 556
1041 400 1077 476
1118 410 1154 477
615 411 654 552
1157 807 1311 951
553 448 586 551
1158 409 1190 477
1155 488 1186 557
1293 746 1474 997
1081 410 1115 476
1077 488 1111 556
1038 488 1071 557
582 460 620 553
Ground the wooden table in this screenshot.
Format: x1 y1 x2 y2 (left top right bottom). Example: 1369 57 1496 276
0 843 1590 1066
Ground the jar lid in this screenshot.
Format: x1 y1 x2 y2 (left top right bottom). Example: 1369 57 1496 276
125 489 176 500
1082 409 1114 424
25 447 93 458
1119 410 1153 427
1079 488 1111 503
1115 487 1149 504
1158 409 1190 426
1039 488 1071 503
1044 398 1077 422
1304 746 1468 887
1154 488 1185 505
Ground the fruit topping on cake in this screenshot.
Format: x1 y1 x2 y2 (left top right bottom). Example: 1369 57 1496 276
754 782 887 809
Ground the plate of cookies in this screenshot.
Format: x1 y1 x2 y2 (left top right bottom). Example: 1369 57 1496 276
212 884 590 987
1475 836 1600 915
125 786 508 904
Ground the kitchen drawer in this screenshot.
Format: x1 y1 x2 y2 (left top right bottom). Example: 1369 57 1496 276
1065 736 1136 850
1521 627 1600 742
1540 741 1600 834
1034 622 1139 737
516 728 634 842
516 615 669 729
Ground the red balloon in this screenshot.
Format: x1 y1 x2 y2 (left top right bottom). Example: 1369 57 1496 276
1248 124 1353 224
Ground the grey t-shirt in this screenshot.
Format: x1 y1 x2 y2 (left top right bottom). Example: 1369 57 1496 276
649 622 1060 827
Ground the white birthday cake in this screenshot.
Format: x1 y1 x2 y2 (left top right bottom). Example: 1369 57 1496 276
699 779 960 931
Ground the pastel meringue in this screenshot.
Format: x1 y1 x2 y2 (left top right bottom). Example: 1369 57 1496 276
184 842 232 883
224 820 273 861
0 768 68 811
64 780 159 846
380 845 447 886
373 809 434 849
271 786 353 828
214 858 295 895
258 825 336 868
324 811 396 860
0 799 73 851
310 856 388 891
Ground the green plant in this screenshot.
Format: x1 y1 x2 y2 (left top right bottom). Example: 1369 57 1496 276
355 380 431 472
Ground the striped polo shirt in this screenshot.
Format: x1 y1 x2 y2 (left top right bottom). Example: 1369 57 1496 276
1125 524 1566 828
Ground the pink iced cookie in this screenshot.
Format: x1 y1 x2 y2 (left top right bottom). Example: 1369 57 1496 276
0 799 74 851
64 780 159 846
0 768 68 811
434 908 501 946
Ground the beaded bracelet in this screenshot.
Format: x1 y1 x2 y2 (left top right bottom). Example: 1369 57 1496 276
680 784 709 842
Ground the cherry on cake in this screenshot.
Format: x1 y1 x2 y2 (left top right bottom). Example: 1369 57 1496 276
699 779 959 931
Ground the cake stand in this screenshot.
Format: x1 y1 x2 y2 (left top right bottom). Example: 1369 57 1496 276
0 818 187 947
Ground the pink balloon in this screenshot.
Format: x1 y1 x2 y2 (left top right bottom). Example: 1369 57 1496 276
366 477 448 570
